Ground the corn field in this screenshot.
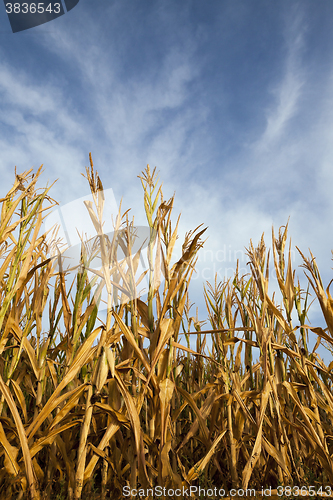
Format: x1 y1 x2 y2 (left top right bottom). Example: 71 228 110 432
0 156 333 499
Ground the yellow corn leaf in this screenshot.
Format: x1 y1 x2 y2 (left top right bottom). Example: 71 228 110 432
261 438 292 479
0 374 39 499
114 371 149 486
27 326 101 440
160 439 182 486
166 214 181 266
10 379 28 423
48 384 87 431
186 430 227 481
89 444 113 465
242 385 270 489
29 421 81 459
106 347 115 378
176 386 211 449
234 341 243 372
0 421 19 475
83 200 100 234
93 347 109 392
84 419 120 481
112 311 153 385
23 337 40 380
285 243 295 317
159 378 174 409
94 402 130 425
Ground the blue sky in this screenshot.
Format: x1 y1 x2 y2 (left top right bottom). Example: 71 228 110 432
1 0 333 357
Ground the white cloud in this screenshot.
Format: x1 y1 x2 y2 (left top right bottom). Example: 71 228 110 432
255 10 306 152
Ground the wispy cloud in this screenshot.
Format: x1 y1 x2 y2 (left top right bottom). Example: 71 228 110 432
0 61 88 198
255 9 306 152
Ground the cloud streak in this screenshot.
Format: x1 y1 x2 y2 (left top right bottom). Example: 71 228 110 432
255 9 306 152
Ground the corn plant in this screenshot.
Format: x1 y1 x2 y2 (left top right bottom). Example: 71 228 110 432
0 158 333 500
